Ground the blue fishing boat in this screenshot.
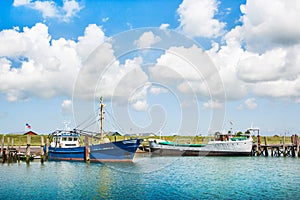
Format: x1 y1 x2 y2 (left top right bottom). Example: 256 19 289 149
46 97 143 162
47 130 86 161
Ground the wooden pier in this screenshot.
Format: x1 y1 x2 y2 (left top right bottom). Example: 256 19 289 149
251 134 299 157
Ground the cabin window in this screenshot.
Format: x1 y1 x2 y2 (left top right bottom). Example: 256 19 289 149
73 138 78 141
68 137 72 141
62 138 67 141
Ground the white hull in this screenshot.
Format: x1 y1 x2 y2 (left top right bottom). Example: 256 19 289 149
149 138 253 156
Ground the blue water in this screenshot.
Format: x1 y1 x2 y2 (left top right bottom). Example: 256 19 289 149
1 155 300 199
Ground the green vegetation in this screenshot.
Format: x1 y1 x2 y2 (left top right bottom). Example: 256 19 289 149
0 134 290 146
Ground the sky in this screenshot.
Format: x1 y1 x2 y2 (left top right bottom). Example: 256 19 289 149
0 0 300 136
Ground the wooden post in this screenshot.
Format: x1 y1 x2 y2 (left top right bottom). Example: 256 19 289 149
85 135 90 162
264 137 268 156
40 136 44 164
257 134 261 156
1 135 5 163
1 135 4 157
282 136 286 157
7 137 10 162
26 134 31 164
271 147 274 157
45 138 49 161
17 136 21 162
296 134 300 157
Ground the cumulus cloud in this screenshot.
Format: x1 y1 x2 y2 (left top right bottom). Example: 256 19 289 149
150 86 168 95
202 100 223 109
0 23 105 102
177 0 225 37
13 0 82 22
61 99 73 115
206 0 300 102
150 45 225 100
134 31 161 49
244 98 257 110
239 0 300 52
159 24 170 30
128 82 151 111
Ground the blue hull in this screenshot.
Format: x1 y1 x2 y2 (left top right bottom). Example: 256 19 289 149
89 139 143 162
46 139 143 162
47 146 86 161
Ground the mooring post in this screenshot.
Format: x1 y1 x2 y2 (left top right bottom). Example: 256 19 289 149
17 136 21 162
45 138 49 161
26 134 31 164
296 134 300 157
1 135 5 163
85 135 90 162
264 137 268 156
7 137 10 162
257 134 261 156
282 135 286 157
291 135 295 157
40 136 44 164
1 135 4 158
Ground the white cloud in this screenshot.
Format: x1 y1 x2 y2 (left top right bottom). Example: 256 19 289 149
134 31 161 49
244 98 257 110
202 100 223 109
61 99 73 115
159 24 170 30
129 82 151 111
13 0 30 6
13 0 82 22
177 0 225 37
150 45 225 100
76 24 106 60
102 17 109 22
239 0 300 52
131 100 148 111
0 23 106 102
150 86 168 95
63 0 81 21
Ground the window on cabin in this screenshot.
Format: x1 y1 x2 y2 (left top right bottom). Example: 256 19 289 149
73 138 78 141
62 138 67 141
68 137 72 141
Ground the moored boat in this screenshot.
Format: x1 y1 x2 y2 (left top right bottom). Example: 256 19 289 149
47 130 86 161
46 97 143 162
149 133 253 156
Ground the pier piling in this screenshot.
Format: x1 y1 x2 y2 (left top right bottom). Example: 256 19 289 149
26 135 31 164
45 138 49 161
41 136 44 164
85 135 90 162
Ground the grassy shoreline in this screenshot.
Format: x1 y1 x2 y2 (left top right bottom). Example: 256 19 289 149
0 134 293 146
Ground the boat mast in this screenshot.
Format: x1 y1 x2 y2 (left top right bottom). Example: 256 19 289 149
99 97 105 142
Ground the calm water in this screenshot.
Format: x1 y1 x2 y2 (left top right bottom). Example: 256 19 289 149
1 154 300 199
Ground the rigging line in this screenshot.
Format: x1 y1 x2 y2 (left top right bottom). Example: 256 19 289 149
74 107 100 129
81 118 100 130
104 108 126 133
104 118 119 132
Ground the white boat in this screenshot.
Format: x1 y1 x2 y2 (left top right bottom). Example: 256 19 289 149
149 134 253 156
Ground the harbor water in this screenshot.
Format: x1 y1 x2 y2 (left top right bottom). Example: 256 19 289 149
1 154 300 199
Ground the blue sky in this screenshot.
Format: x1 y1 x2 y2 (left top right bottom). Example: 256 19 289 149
0 0 300 136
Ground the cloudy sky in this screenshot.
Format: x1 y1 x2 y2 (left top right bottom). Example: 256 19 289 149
0 0 300 136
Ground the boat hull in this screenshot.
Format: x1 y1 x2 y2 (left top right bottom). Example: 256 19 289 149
89 139 143 162
149 139 253 156
47 146 86 161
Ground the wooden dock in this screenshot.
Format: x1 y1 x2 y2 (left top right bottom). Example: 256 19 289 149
251 134 299 157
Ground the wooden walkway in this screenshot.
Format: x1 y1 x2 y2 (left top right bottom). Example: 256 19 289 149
251 134 300 157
